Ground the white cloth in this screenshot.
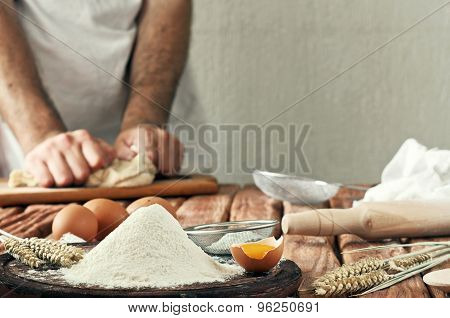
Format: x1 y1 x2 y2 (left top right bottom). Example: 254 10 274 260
0 0 142 176
361 138 450 202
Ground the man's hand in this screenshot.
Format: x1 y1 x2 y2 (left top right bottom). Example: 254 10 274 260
115 125 183 176
24 130 115 187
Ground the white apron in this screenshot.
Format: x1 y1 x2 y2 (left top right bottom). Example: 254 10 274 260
0 0 142 177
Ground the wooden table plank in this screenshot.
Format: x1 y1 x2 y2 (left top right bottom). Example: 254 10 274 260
329 186 370 209
331 187 430 298
0 207 25 230
282 202 340 297
177 185 240 228
0 205 65 239
229 185 282 237
0 207 25 222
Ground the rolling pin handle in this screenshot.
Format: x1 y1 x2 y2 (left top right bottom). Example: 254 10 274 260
281 208 357 236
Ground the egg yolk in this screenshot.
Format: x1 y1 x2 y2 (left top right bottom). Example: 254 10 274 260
240 243 274 260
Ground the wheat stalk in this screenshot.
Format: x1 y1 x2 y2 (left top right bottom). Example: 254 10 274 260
1 238 45 269
0 229 20 240
342 241 450 254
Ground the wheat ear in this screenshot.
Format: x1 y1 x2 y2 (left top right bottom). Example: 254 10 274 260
24 237 84 261
2 238 45 269
313 269 391 297
357 253 450 296
23 237 84 267
388 253 432 272
314 252 433 286
314 257 385 284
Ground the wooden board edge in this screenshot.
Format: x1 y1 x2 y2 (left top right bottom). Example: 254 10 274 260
0 175 219 207
0 255 301 298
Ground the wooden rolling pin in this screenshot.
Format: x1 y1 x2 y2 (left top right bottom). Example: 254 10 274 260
282 200 450 239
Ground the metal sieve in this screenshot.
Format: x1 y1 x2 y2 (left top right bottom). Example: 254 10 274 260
184 220 279 255
253 170 368 205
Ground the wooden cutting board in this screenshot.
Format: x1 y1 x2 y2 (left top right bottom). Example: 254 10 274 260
0 175 218 207
0 246 302 297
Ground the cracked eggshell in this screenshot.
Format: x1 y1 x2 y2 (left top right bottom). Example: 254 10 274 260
230 236 284 273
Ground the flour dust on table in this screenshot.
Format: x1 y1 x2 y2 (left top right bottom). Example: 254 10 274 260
62 205 242 289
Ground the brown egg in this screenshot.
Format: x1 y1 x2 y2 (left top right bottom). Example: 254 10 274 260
126 196 177 219
230 236 284 272
84 198 128 240
52 204 98 241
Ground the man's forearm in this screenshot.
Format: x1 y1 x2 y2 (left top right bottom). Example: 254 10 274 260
121 0 191 130
0 1 65 152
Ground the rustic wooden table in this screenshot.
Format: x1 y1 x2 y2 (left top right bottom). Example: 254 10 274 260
0 184 448 298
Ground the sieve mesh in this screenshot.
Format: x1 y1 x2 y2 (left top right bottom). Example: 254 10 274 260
184 220 278 255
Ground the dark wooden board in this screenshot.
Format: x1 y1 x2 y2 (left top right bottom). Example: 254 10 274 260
0 249 301 298
0 175 218 207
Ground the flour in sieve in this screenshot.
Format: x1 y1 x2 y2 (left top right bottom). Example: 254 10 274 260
207 231 264 252
62 205 242 289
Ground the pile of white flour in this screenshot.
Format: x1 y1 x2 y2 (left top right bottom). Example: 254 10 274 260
62 205 242 289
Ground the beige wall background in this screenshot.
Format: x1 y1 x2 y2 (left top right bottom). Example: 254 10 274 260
170 0 450 185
